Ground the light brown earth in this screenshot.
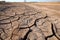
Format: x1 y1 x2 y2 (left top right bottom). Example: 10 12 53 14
0 2 60 40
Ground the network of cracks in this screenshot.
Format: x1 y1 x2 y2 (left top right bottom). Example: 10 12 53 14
0 4 60 40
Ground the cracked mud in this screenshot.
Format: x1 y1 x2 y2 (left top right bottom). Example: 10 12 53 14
0 3 60 40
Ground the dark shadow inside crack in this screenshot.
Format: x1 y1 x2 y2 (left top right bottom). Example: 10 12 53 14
0 33 3 40
45 23 60 40
22 29 32 40
53 24 60 40
0 37 3 40
45 23 55 40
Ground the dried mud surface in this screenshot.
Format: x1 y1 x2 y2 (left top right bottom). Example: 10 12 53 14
0 3 60 40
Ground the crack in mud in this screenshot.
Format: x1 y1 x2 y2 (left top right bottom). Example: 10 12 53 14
0 4 60 40
22 29 32 40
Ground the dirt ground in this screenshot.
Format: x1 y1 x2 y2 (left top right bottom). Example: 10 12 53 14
0 2 60 40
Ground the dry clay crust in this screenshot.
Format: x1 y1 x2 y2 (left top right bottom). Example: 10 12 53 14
0 4 60 40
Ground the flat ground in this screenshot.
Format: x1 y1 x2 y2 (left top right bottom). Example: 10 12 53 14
25 2 60 17
0 2 60 40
